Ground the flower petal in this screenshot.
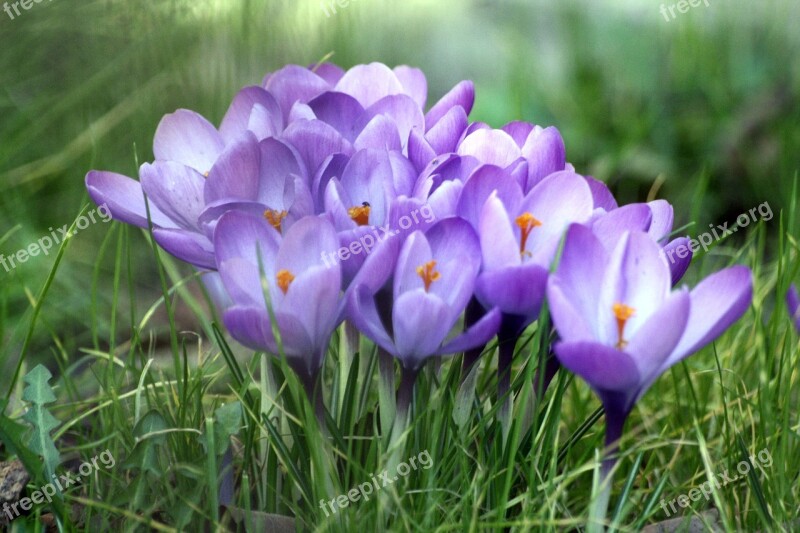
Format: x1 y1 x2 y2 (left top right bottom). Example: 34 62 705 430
220 86 282 144
554 341 641 392
393 65 428 109
152 228 216 270
139 161 206 231
85 170 175 229
153 109 224 174
425 80 474 130
335 63 405 108
667 265 753 365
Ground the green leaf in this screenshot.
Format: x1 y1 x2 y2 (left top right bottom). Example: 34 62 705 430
198 401 242 456
21 365 61 479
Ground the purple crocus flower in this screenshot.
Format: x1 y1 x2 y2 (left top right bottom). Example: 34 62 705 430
214 212 342 386
264 62 473 170
788 284 800 333
546 224 751 520
456 122 566 191
454 167 594 415
347 218 501 375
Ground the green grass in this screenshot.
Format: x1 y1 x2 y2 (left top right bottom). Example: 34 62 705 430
1 0 799 531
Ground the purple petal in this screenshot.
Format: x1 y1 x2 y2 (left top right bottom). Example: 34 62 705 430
139 161 206 231
407 129 436 173
85 170 175 229
362 94 424 150
592 203 653 252
501 121 534 146
437 307 501 355
598 232 672 346
627 289 690 390
214 211 281 303
788 284 800 333
521 126 566 190
204 132 261 204
554 341 641 392
663 237 693 285
393 66 428 109
456 165 523 229
519 171 594 266
152 228 216 270
425 80 474 131
248 103 283 141
393 290 450 369
425 105 468 155
347 284 397 354
353 114 402 152
457 129 521 167
307 92 365 141
276 215 340 275
479 194 521 270
334 63 405 108
220 86 282 144
475 263 549 319
153 109 225 174
584 175 618 211
667 266 753 364
548 224 609 340
647 200 674 242
280 261 341 354
309 62 345 85
281 119 353 175
263 65 330 120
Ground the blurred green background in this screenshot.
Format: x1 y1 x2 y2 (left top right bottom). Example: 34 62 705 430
1 0 798 384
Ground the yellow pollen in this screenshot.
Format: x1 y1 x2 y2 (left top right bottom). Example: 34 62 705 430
347 202 371 226
203 171 209 178
515 212 542 256
263 209 288 232
416 260 441 292
276 269 295 294
612 302 636 350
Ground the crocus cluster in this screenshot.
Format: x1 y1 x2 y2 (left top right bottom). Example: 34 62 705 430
85 62 753 487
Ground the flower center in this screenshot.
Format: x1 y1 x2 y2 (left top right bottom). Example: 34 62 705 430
612 302 636 350
515 212 542 257
276 269 295 294
348 202 371 226
263 209 288 233
416 260 441 292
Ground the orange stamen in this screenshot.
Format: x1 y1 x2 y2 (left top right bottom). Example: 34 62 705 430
263 209 288 232
515 212 542 256
416 260 441 292
612 302 636 350
347 202 371 226
276 269 295 294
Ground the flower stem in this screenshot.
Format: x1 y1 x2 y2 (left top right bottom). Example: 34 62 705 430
588 405 628 533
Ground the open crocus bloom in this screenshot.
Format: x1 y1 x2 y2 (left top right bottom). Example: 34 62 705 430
348 218 500 372
214 212 342 378
464 169 595 322
547 224 752 424
788 284 800 333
